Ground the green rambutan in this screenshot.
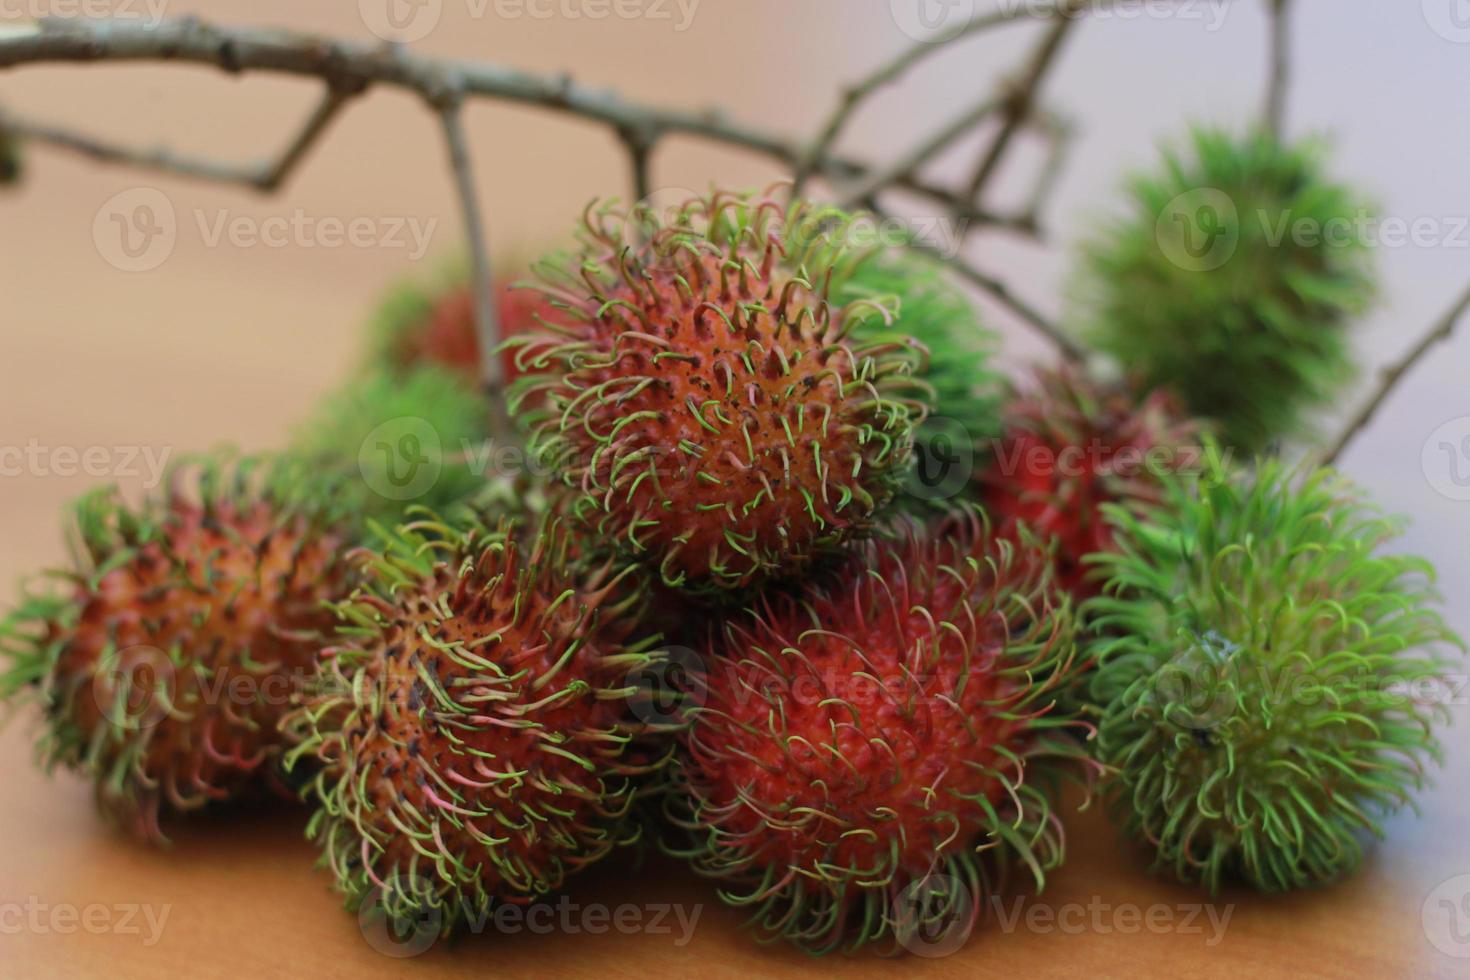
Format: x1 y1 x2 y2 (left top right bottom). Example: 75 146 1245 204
292 364 496 533
284 512 671 931
509 189 926 593
977 365 1209 598
665 512 1095 953
1087 462 1463 892
0 457 352 842
1078 128 1375 453
837 248 1002 447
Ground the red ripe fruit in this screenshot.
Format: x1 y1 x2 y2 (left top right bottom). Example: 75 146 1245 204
285 514 671 930
380 276 559 388
0 460 351 842
511 190 924 592
667 513 1095 953
977 365 1207 598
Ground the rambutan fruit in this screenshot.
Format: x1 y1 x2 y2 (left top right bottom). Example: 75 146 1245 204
976 365 1210 599
1087 462 1463 893
1078 128 1374 453
283 512 671 931
664 512 1095 953
0 457 352 842
510 190 926 592
292 364 497 534
368 266 557 390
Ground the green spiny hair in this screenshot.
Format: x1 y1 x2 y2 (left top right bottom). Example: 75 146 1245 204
283 510 673 933
1078 128 1375 453
1085 461 1462 892
508 188 928 593
0 453 353 842
291 365 496 536
836 247 1003 509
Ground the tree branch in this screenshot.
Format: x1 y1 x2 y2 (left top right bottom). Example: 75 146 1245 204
1264 0 1292 139
1321 281 1470 465
962 8 1080 202
436 95 510 443
837 94 1000 210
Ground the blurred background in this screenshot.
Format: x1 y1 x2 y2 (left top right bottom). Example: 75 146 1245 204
2 2 1467 976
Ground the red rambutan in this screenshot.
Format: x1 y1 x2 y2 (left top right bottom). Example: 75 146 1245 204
0 458 352 842
509 189 926 593
977 365 1209 598
665 512 1094 953
284 512 672 930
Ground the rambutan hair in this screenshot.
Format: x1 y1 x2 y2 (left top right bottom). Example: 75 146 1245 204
664 511 1097 953
284 511 673 932
0 455 352 842
508 188 928 592
1087 462 1463 892
977 364 1210 598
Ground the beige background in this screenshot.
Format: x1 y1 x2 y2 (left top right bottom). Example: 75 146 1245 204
2 1 1468 976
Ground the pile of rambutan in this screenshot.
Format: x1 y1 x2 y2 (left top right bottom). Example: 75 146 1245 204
2 168 1459 958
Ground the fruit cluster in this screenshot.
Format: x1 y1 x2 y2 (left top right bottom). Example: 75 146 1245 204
2 138 1460 956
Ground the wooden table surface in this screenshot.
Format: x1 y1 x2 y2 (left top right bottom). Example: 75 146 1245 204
2 2 1468 976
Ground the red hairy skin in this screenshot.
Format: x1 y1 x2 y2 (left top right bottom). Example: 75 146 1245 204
286 516 673 930
392 279 558 387
1 471 350 843
512 191 923 592
978 365 1207 598
667 513 1096 953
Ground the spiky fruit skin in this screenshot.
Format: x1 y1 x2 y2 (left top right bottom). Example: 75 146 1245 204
977 365 1208 599
666 513 1094 953
838 248 1003 450
0 459 350 842
292 364 495 535
284 514 670 932
510 190 926 593
1087 463 1463 893
1079 129 1374 453
368 264 557 390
